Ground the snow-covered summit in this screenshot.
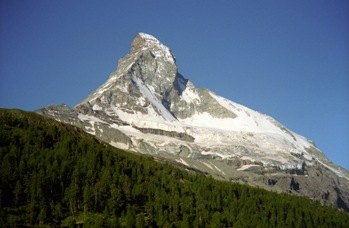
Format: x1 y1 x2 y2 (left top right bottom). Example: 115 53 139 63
131 32 176 64
138 32 161 43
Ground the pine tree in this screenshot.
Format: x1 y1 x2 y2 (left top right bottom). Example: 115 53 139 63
135 213 144 227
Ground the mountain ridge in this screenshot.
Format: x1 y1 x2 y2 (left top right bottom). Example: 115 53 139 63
36 32 349 211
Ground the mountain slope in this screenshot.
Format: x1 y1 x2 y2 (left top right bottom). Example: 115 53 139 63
1 108 349 226
36 32 349 211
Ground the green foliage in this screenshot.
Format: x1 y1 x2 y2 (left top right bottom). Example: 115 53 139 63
1 108 349 227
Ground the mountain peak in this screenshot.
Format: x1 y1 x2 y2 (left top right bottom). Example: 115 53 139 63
131 33 159 51
37 33 349 211
130 32 176 63
138 32 160 43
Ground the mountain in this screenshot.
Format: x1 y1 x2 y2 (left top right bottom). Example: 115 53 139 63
36 32 349 211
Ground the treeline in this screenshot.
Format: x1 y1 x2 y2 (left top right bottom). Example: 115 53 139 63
0 109 348 227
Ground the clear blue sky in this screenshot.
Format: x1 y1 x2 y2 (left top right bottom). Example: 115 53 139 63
1 1 348 170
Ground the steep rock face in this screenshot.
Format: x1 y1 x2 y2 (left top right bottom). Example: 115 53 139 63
36 32 349 211
76 33 235 123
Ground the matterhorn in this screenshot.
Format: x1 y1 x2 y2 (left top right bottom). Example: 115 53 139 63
37 33 349 211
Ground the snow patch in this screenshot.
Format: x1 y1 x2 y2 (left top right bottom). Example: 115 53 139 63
210 162 225 175
202 161 214 170
201 151 233 160
237 164 260 171
139 33 159 42
176 158 189 167
181 87 200 103
131 75 177 122
316 159 349 181
110 141 129 150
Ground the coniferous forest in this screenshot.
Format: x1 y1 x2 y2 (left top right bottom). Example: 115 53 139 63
1 109 348 227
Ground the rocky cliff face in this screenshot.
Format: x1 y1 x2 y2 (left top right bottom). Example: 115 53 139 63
36 32 349 211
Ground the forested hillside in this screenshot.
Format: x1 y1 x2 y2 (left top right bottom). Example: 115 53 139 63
1 109 348 227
